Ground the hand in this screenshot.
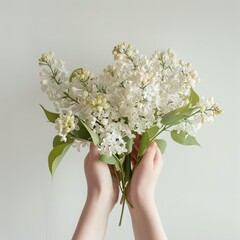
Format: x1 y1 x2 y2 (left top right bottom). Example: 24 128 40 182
127 138 163 207
126 138 168 240
84 143 119 210
72 143 119 240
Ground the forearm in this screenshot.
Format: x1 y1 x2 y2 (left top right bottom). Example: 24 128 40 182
72 194 112 240
129 199 168 240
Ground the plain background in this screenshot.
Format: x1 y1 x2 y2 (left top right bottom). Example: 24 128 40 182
0 0 239 239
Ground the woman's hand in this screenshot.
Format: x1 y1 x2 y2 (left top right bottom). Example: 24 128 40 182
84 143 119 210
127 137 163 207
126 137 168 240
72 143 119 240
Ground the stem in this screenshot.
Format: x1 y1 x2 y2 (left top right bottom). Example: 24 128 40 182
47 62 60 85
188 109 201 118
114 154 133 225
114 167 123 193
118 159 126 226
125 184 133 208
63 92 79 104
152 108 207 140
118 192 126 226
123 49 137 69
151 125 170 141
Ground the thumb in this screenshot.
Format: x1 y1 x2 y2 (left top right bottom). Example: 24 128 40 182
154 146 163 170
89 142 99 155
140 141 157 168
88 143 100 163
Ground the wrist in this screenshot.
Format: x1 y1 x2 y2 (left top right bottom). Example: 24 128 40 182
86 190 116 212
128 195 156 213
128 200 158 224
127 189 155 208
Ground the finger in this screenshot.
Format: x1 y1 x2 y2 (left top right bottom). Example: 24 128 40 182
108 165 119 183
140 141 157 168
153 146 163 169
89 142 100 160
84 153 90 172
86 143 100 170
88 143 110 172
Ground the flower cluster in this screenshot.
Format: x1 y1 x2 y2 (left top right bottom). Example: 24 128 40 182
39 43 222 156
55 111 78 142
39 52 70 111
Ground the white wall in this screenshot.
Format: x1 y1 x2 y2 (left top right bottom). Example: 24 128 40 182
0 0 239 239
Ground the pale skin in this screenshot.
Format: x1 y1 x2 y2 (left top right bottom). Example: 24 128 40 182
72 139 168 240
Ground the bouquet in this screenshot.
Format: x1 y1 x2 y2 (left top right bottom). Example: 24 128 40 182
39 43 222 225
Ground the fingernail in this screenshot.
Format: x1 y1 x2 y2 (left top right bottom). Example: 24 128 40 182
90 142 95 151
150 141 157 147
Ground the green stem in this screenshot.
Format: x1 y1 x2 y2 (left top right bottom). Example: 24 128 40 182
47 62 60 85
125 183 133 208
152 107 207 141
119 191 126 226
114 154 134 225
118 160 126 226
150 125 170 141
114 167 123 193
63 92 79 104
123 49 137 69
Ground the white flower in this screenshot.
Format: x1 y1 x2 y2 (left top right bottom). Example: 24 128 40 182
39 52 70 111
40 43 221 156
99 130 127 156
55 111 78 142
72 139 89 151
39 51 55 65
198 96 215 112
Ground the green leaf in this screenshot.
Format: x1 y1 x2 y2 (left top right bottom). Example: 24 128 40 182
171 130 200 146
48 138 73 176
137 132 150 159
78 118 100 145
73 117 91 141
161 103 190 126
53 135 62 148
123 136 133 154
40 104 59 123
155 139 167 154
190 88 200 106
147 126 160 140
99 154 117 165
